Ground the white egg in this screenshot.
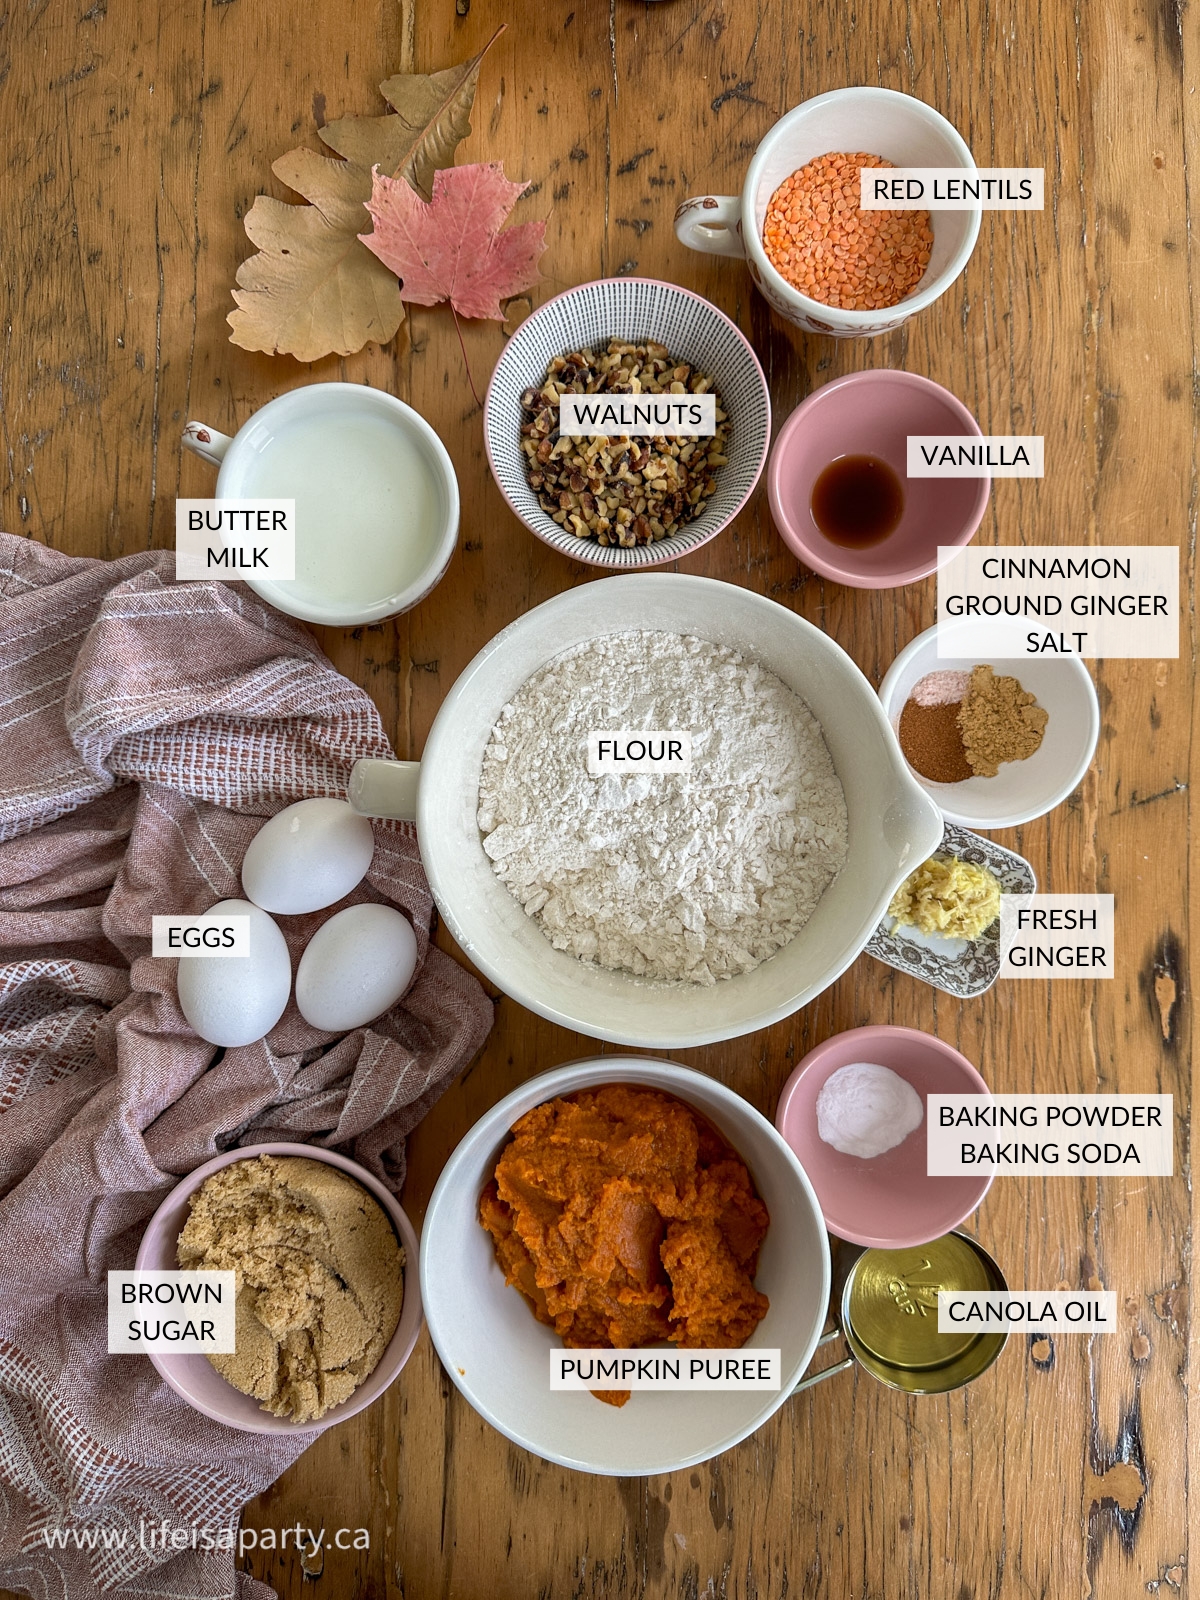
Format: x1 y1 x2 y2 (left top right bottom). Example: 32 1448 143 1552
242 798 375 915
176 899 292 1048
295 903 419 1032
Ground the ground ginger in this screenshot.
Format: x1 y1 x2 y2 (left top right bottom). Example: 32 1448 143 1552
957 664 1049 777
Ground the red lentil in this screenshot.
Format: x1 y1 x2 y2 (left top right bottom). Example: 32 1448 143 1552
762 152 934 311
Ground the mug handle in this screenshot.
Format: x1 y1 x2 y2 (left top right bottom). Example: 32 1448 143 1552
349 757 421 823
673 194 746 259
182 419 234 469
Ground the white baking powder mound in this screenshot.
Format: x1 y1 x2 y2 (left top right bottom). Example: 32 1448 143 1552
815 1062 924 1159
476 630 848 985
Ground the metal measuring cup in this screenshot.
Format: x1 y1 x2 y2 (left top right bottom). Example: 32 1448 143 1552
793 1231 1009 1395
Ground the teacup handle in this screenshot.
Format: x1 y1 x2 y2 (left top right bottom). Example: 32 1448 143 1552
673 194 746 259
349 758 421 823
182 419 234 469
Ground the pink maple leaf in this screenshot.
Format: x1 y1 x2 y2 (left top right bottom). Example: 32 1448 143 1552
360 161 546 322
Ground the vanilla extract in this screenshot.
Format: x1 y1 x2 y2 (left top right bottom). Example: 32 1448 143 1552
810 453 905 547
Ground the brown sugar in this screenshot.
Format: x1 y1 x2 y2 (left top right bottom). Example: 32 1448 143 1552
898 697 973 784
957 665 1049 777
177 1155 404 1424
479 1084 770 1407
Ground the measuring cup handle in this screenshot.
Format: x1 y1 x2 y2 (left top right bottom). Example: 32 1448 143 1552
789 1327 855 1394
182 419 234 468
673 194 746 259
349 758 421 823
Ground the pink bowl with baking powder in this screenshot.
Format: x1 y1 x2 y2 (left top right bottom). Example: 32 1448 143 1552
136 1142 422 1434
775 1024 993 1248
767 370 990 587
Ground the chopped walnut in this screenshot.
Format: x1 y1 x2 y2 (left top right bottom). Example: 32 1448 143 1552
519 340 730 545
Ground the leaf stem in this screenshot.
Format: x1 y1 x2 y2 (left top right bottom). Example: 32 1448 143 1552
451 305 482 410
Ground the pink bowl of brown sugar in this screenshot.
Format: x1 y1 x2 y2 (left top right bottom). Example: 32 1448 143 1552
878 624 1100 829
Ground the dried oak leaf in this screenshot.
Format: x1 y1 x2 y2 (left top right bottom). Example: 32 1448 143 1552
228 151 403 363
228 30 502 362
360 162 547 321
320 45 502 203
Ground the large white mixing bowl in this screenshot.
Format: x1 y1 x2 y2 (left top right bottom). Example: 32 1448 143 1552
350 574 942 1047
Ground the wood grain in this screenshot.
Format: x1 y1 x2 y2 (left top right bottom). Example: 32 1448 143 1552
0 0 1195 1597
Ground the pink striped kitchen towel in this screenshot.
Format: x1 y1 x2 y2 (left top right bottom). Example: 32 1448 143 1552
0 533 494 1599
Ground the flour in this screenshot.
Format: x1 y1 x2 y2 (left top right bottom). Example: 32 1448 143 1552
477 631 848 985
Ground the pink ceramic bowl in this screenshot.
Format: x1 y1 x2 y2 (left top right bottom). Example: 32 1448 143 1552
775 1024 993 1248
136 1142 422 1434
767 370 989 587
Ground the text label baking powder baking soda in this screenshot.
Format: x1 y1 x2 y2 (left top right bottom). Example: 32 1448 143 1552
108 1271 236 1354
175 500 296 581
927 1095 1173 1177
935 545 1179 657
859 169 1044 209
551 1349 781 1391
937 1291 1116 1333
998 894 1114 978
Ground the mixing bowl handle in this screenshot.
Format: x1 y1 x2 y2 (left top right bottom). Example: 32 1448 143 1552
348 758 421 823
789 1327 855 1394
882 786 946 868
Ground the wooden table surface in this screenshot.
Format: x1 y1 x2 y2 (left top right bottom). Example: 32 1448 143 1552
3 1 1196 1596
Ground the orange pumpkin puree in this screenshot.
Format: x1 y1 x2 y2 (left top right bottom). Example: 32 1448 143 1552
479 1084 770 1406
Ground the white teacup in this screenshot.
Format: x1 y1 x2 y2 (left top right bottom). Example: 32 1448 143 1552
674 86 981 339
182 383 460 627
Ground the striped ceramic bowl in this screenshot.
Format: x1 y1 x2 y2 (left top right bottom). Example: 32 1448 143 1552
484 278 771 569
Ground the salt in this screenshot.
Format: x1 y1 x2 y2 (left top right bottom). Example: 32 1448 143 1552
910 669 970 708
815 1062 924 1159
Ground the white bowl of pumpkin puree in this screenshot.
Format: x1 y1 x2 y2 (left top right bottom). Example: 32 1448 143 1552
420 1058 830 1475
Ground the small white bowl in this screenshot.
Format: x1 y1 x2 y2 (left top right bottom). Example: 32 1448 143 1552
136 1143 422 1434
674 87 980 340
419 1058 831 1476
484 278 770 568
878 624 1100 829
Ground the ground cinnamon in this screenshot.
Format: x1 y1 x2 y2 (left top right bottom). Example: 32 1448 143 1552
898 697 973 783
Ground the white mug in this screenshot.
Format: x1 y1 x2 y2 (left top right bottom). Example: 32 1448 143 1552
181 383 460 627
674 87 981 339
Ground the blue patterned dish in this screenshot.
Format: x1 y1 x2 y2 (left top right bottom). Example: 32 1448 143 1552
865 821 1036 997
483 277 771 568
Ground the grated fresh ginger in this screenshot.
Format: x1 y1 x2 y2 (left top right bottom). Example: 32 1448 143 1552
887 855 1002 941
